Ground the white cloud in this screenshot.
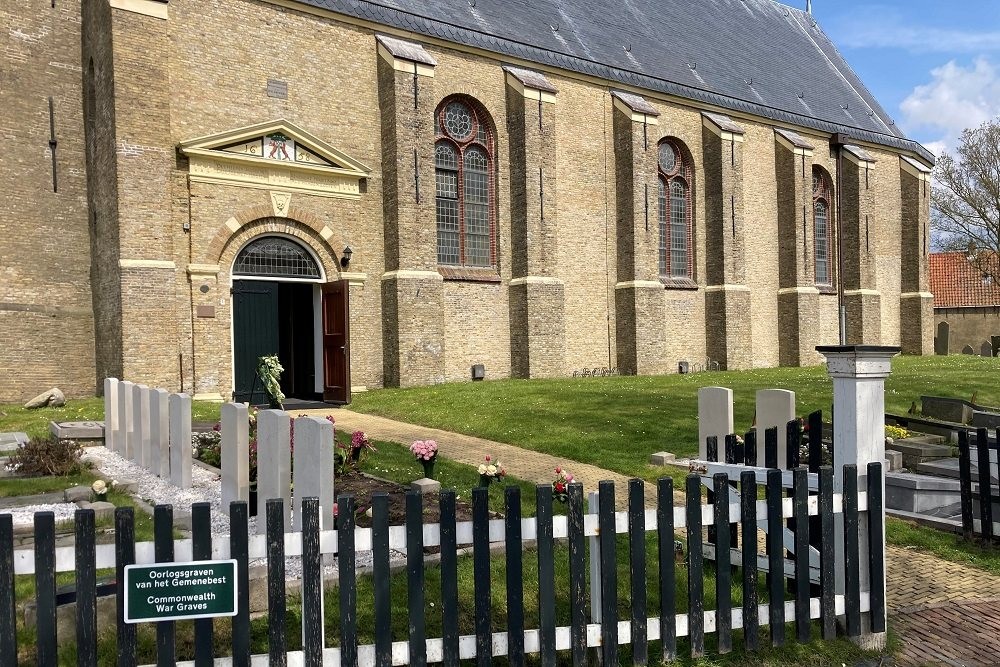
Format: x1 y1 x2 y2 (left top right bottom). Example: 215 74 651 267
900 57 1000 154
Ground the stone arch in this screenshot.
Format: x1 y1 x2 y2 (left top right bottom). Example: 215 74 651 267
217 216 342 282
209 205 348 276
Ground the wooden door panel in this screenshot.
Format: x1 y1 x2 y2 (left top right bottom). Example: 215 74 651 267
321 280 351 404
232 280 279 404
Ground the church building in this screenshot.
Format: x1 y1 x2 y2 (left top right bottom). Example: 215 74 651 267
1 0 935 403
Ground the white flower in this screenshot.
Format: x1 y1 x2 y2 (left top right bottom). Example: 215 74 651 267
487 465 497 475
91 480 107 494
478 464 488 475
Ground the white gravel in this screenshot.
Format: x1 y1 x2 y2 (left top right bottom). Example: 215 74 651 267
0 502 78 526
84 446 404 578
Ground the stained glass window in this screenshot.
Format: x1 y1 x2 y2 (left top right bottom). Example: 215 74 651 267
670 180 689 278
434 97 495 268
233 236 320 278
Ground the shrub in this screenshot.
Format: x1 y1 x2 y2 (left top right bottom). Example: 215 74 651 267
7 437 83 476
885 425 910 441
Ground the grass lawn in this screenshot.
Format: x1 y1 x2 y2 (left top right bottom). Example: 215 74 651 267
350 355 1000 480
0 398 222 441
886 517 1000 576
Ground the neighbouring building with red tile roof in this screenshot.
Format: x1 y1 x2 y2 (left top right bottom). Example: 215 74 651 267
930 252 1000 356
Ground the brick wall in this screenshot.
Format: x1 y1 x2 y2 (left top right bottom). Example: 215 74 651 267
0 0 934 401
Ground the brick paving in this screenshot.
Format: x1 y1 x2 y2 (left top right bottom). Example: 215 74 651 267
301 409 1000 665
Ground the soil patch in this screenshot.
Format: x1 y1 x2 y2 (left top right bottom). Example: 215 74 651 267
336 472 494 528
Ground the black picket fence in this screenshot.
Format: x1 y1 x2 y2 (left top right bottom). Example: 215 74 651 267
704 411 832 472
958 427 1000 544
0 466 884 666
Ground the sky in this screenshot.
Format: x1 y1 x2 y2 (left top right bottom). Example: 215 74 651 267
809 0 1000 158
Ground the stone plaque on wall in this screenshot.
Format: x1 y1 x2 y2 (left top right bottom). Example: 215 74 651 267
266 79 288 99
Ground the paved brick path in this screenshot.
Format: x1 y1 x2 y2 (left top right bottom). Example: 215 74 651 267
301 409 1000 665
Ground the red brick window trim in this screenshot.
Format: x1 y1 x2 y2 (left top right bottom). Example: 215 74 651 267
435 96 497 270
813 166 834 288
657 138 694 281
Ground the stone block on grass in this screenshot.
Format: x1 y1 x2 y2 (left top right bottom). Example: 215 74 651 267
411 477 441 495
649 452 676 466
64 486 92 503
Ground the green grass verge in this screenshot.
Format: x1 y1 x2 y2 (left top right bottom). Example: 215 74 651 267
887 517 1000 576
0 470 99 498
349 356 1000 479
0 398 222 441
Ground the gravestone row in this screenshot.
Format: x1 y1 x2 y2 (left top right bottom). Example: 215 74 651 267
698 387 796 468
103 378 192 489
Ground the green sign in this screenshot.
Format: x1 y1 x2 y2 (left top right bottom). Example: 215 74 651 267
124 560 238 623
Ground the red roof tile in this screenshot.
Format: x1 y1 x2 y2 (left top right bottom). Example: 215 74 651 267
930 252 1000 308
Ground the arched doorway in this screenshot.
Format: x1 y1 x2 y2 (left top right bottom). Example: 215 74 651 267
231 235 351 405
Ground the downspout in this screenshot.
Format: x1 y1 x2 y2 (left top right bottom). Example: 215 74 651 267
831 134 847 344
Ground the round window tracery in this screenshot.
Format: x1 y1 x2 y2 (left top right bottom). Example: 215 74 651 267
443 101 474 141
658 142 678 173
233 236 320 279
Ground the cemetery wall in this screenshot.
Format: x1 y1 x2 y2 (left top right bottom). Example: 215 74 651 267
935 308 1000 355
0 0 933 401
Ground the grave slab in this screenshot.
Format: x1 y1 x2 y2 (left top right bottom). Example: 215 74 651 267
756 388 796 469
169 393 192 489
221 403 250 515
256 410 291 533
885 472 962 514
103 377 118 450
885 450 903 472
133 385 151 470
921 396 974 424
119 381 134 458
0 433 28 452
697 387 733 460
886 437 954 468
49 421 104 440
150 389 170 477
971 411 1000 429
292 416 334 531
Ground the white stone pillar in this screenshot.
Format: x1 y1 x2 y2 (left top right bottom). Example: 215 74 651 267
292 416 334 532
119 381 134 458
150 389 170 478
169 393 193 489
256 410 292 534
756 389 796 469
697 387 733 460
221 403 250 516
818 345 898 651
103 378 118 450
133 385 151 470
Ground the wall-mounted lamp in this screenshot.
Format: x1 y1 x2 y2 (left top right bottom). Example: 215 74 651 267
340 245 353 268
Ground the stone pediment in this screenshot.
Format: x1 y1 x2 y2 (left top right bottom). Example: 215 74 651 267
179 120 371 199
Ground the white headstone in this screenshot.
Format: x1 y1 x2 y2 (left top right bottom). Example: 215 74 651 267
256 410 292 533
103 378 119 451
221 403 250 516
292 416 334 532
698 387 734 460
756 389 796 469
133 385 152 470
150 389 170 478
169 393 193 489
119 381 134 458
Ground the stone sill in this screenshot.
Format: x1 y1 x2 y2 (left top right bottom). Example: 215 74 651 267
817 285 837 295
438 266 502 283
661 277 699 291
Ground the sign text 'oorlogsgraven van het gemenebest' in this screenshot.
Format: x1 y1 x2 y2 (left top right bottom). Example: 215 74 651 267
124 560 238 623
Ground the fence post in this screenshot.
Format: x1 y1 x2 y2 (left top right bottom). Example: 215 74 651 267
587 491 601 625
816 345 898 651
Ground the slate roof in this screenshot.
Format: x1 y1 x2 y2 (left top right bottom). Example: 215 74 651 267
298 0 933 163
930 252 1000 308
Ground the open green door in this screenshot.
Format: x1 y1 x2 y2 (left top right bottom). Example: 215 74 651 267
232 280 279 404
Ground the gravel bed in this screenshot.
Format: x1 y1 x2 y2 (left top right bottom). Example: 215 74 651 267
0 503 78 526
84 446 403 577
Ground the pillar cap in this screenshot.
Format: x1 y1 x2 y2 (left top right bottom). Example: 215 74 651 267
817 345 900 379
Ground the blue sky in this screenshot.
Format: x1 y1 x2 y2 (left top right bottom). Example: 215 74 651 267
809 0 1000 157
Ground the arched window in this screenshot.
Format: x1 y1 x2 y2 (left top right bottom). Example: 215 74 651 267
813 167 833 286
233 236 321 279
657 139 693 280
435 97 495 268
